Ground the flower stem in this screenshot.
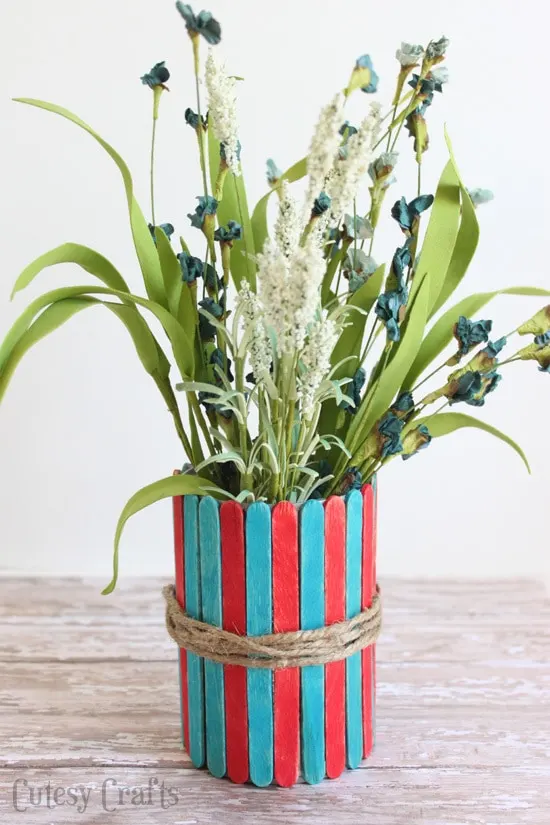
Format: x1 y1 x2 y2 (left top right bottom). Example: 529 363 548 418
150 88 162 226
191 37 210 200
411 362 446 393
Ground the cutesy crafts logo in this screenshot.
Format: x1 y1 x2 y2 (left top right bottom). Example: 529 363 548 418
12 777 180 814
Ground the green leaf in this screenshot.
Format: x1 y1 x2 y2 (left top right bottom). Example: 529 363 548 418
15 99 166 309
250 156 307 257
0 298 94 403
411 160 461 314
331 264 385 381
207 132 256 290
347 274 430 455
316 265 385 450
0 285 194 379
415 411 530 473
402 286 550 391
11 243 130 298
428 132 480 317
102 474 220 594
0 296 172 404
154 228 183 318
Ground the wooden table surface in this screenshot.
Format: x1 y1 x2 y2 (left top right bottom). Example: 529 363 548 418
0 577 548 824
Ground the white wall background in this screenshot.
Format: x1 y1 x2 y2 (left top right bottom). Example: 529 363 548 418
0 0 548 582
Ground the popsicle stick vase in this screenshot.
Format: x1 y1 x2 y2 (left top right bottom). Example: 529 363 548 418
171 481 378 787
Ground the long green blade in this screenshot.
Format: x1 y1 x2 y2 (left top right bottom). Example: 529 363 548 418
11 243 130 298
415 411 530 473
14 99 166 308
103 473 222 594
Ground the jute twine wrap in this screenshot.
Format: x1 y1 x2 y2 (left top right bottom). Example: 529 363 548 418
163 584 382 670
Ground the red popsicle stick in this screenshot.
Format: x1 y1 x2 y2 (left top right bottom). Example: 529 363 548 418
272 502 300 787
172 470 190 756
361 483 376 758
324 496 346 779
220 501 249 784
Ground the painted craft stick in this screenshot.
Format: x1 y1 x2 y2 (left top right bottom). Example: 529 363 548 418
345 488 364 768
172 472 190 756
199 496 226 778
361 483 376 759
324 495 346 779
300 499 326 784
183 495 205 768
272 501 300 787
220 501 249 784
246 502 274 786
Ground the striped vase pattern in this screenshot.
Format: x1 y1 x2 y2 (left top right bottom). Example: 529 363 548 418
172 482 378 787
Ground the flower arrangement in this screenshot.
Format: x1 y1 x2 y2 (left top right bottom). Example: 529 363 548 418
2 6 549 597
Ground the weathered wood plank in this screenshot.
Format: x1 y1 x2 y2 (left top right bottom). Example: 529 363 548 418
1 577 546 618
2 601 548 664
0 766 548 824
1 661 549 769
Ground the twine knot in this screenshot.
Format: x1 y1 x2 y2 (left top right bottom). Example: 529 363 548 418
163 584 381 669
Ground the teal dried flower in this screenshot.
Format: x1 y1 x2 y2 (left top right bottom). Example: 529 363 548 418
484 336 507 358
210 347 234 382
198 296 224 340
344 249 378 293
453 316 493 357
204 263 222 294
177 251 203 283
214 220 242 243
402 424 432 460
375 243 411 341
468 188 495 207
339 121 358 138
148 223 175 243
426 36 450 61
396 43 424 67
535 331 550 346
391 242 413 280
141 61 170 89
175 3 221 44
342 213 373 241
375 292 404 342
188 195 218 229
408 72 445 115
312 192 331 217
447 370 501 407
266 158 282 186
369 152 399 188
390 391 414 419
339 466 363 494
356 54 379 93
378 412 405 458
341 367 366 414
391 194 434 232
430 66 449 85
185 107 207 130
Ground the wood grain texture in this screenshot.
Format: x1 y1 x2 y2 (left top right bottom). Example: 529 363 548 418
198 497 226 779
345 490 363 768
220 501 248 785
361 483 376 759
272 502 300 787
183 496 205 769
324 496 346 779
172 482 189 756
1 576 549 823
300 500 326 784
245 502 273 787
